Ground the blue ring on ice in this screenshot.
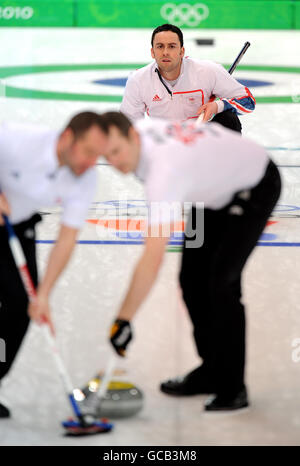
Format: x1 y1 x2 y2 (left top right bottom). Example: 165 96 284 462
92 78 273 88
259 233 277 241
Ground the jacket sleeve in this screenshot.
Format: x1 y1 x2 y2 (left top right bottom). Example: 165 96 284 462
120 73 146 121
208 62 256 116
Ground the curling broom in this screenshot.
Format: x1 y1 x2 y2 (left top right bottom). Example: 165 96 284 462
2 213 113 436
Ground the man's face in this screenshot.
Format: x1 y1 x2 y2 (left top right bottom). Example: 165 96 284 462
62 125 107 176
103 126 140 174
151 31 184 75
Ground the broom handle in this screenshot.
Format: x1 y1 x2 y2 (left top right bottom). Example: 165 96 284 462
3 214 81 415
96 354 116 401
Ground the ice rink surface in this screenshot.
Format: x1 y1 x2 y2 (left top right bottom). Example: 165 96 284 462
0 27 300 446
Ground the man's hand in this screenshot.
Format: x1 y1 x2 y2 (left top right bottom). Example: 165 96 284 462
0 193 11 225
197 101 218 122
28 293 55 334
110 319 133 357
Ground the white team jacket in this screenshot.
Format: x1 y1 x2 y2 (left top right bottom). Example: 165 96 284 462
120 57 255 121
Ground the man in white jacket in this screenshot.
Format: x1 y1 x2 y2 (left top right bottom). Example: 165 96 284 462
99 112 280 411
120 23 255 128
0 112 106 418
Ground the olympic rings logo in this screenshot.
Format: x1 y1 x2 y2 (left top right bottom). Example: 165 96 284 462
160 3 209 27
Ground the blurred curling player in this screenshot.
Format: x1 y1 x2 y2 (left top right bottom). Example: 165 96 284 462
0 112 106 418
99 112 280 412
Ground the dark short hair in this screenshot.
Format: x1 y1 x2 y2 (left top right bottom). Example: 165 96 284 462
151 24 184 47
65 111 105 138
100 111 133 138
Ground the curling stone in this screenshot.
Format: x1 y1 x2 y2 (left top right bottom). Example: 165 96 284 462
81 372 144 418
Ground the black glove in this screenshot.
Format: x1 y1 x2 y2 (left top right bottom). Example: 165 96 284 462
110 319 133 357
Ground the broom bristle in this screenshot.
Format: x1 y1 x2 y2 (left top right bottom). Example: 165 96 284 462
62 418 113 436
